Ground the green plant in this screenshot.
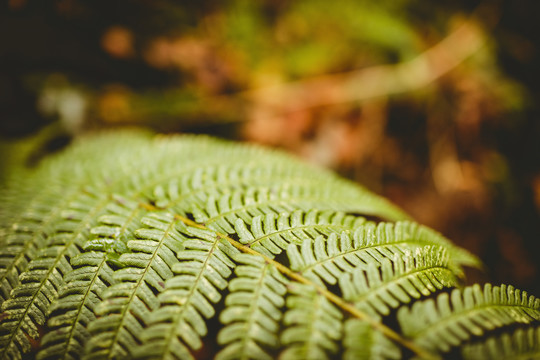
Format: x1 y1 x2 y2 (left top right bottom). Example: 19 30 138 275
0 131 538 360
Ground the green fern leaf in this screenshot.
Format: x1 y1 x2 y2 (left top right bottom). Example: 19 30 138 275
134 224 239 359
0 190 110 359
397 283 540 353
186 181 396 236
36 195 144 360
280 283 343 360
339 246 459 317
233 210 367 258
343 319 401 360
153 161 328 210
147 136 408 225
83 211 185 359
461 325 540 360
82 195 144 257
36 252 115 360
216 253 289 360
286 221 476 288
0 183 82 304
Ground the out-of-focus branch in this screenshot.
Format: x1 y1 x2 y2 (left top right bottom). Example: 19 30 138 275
240 15 492 112
121 3 500 126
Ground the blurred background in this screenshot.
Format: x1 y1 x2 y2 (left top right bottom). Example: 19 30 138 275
1 0 539 294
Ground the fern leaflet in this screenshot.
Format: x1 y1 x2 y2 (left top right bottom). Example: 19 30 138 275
216 253 288 360
280 283 343 360
0 190 109 359
286 221 475 289
339 246 459 317
343 319 401 360
398 283 540 353
84 211 184 359
233 210 366 258
134 224 239 359
461 325 540 360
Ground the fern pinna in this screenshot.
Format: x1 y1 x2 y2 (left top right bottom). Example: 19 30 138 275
0 131 538 360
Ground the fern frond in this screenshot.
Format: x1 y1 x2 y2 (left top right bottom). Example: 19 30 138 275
191 188 405 233
343 319 401 360
118 132 406 224
397 283 540 353
233 210 367 258
150 161 318 209
36 252 115 360
0 169 31 225
134 224 239 359
0 190 109 359
144 139 408 223
287 221 477 288
36 195 144 360
0 183 82 304
0 132 163 308
461 325 540 360
216 253 289 360
1 131 537 359
279 283 343 360
184 182 378 236
83 211 185 359
339 246 459 318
